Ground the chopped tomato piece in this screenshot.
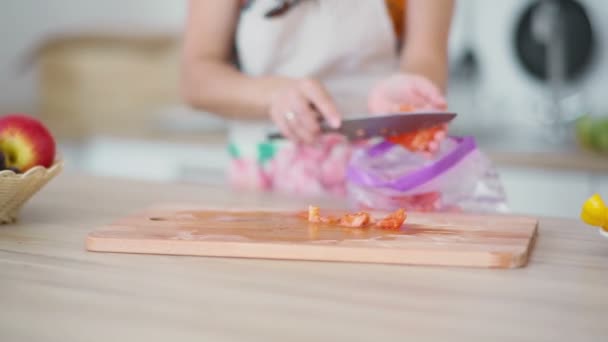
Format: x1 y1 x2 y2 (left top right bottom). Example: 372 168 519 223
306 206 342 225
308 205 321 223
339 212 372 228
388 124 447 154
320 216 340 224
304 206 406 230
375 208 407 230
398 104 416 112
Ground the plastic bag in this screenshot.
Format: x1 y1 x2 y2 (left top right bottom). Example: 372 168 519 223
346 136 509 213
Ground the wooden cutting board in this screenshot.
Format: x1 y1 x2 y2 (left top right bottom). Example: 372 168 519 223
86 204 539 268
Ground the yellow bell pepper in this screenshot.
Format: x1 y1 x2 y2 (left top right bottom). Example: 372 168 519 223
581 194 608 232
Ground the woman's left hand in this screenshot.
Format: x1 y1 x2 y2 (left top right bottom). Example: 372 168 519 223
367 73 447 114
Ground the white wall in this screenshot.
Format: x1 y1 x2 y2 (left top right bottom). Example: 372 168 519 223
1 0 188 113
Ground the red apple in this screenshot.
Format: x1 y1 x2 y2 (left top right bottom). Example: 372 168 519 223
0 114 56 172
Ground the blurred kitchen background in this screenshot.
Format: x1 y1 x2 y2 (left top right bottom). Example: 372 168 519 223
2 0 608 219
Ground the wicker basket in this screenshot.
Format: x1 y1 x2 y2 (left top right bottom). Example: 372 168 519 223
28 33 181 141
0 161 63 224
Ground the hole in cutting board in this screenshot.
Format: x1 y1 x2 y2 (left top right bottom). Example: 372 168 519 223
149 217 167 221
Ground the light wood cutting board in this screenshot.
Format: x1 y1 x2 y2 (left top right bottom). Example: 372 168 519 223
86 204 539 268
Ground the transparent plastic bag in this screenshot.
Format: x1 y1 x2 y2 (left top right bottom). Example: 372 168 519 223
346 136 509 213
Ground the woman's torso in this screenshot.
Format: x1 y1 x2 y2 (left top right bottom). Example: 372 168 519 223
230 0 403 143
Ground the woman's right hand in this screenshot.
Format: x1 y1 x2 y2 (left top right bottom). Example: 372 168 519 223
268 78 342 144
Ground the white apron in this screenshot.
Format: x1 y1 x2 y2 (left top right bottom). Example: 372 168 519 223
230 0 400 144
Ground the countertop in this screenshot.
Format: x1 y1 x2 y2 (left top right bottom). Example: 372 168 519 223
1 172 607 342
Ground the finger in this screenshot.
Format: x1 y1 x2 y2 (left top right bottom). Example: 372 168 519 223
434 100 448 111
412 79 447 108
368 86 397 114
412 87 446 110
281 95 312 144
420 87 447 108
290 93 321 144
414 77 442 97
284 108 315 144
299 79 342 128
403 86 429 109
271 108 299 142
286 110 313 144
427 95 447 110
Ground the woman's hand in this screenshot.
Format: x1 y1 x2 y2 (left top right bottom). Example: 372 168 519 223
367 73 447 114
269 78 342 144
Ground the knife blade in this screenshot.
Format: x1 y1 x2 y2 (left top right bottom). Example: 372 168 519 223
266 111 457 141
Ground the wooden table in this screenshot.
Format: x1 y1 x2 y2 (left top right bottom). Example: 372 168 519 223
1 172 607 342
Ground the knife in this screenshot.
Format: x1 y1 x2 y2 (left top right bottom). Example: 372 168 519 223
266 111 457 141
